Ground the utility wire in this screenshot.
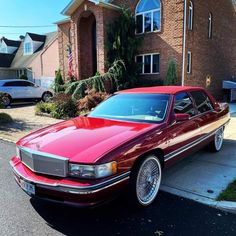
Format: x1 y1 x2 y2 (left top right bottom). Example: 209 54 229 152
0 25 55 28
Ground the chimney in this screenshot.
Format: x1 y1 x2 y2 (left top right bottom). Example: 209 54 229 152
19 35 25 41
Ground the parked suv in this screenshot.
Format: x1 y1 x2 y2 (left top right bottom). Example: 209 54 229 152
0 79 53 106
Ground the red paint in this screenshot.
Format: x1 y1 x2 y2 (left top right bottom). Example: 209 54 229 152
10 86 230 206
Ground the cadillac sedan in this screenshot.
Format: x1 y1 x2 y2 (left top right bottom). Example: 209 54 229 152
10 86 230 207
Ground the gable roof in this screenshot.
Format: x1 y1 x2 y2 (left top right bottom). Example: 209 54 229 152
2 38 21 47
0 53 15 67
10 32 57 69
27 33 46 42
62 0 119 16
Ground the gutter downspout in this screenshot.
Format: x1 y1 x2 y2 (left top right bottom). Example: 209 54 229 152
182 0 187 86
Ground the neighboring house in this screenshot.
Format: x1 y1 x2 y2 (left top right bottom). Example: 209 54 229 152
57 0 236 98
0 32 59 88
0 38 21 54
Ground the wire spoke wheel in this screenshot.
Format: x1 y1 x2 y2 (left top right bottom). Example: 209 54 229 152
136 156 161 206
215 127 224 151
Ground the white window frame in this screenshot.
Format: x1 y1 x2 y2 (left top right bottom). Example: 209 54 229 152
187 51 192 74
188 1 193 31
208 12 213 39
24 42 33 55
136 53 160 75
135 0 161 34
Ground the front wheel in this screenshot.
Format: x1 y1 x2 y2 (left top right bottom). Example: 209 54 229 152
129 155 162 207
209 127 224 152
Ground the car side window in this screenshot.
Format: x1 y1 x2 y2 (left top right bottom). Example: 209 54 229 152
190 91 213 113
3 81 22 87
174 92 196 117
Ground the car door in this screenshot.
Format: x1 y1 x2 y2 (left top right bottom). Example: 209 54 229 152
189 90 217 138
164 92 200 164
21 81 40 98
3 81 26 99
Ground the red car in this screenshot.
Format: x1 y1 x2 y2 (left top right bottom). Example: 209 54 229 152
10 86 230 207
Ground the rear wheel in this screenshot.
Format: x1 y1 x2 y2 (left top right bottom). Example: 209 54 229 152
1 94 11 107
209 127 224 152
42 92 52 102
129 155 162 207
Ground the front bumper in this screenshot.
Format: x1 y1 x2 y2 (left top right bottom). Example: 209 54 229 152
10 157 130 207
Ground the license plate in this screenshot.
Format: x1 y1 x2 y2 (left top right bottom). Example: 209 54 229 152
19 179 35 195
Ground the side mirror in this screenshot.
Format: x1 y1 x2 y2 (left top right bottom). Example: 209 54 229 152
175 113 190 122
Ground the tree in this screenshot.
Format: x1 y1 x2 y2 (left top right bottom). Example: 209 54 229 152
164 60 179 86
106 8 143 89
53 70 65 93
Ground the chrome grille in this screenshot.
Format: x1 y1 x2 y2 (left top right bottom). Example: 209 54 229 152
20 148 68 177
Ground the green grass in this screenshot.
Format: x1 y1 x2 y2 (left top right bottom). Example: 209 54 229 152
217 179 236 202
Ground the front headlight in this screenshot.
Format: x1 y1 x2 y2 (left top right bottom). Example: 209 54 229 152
68 161 117 179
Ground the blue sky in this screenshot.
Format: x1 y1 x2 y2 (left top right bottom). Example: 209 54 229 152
0 0 71 40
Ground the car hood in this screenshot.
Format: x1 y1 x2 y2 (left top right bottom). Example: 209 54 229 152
17 116 158 164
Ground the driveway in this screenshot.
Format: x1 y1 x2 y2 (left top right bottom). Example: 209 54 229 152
161 104 236 211
0 104 62 142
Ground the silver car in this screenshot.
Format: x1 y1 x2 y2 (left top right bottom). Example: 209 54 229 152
0 79 53 106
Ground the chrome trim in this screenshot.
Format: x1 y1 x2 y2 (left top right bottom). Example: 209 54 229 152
19 146 69 161
164 123 227 162
10 161 130 195
19 146 69 177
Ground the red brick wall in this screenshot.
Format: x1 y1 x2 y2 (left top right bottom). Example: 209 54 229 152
112 0 185 84
185 0 236 99
58 22 71 79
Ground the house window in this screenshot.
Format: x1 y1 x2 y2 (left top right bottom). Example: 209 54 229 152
136 0 161 34
24 42 33 55
136 53 160 74
208 13 213 39
188 1 193 31
187 51 192 74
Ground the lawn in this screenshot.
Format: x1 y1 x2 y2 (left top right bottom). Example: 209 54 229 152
217 179 236 202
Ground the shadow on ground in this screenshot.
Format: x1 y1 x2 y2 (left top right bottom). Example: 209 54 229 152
0 119 36 132
30 191 236 236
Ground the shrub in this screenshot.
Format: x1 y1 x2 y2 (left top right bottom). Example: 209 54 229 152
53 70 65 93
65 60 125 99
0 113 13 124
77 90 109 114
35 102 56 115
51 93 77 119
19 74 28 80
0 93 5 108
164 60 179 86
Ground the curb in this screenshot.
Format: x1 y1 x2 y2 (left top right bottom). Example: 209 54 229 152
161 185 236 215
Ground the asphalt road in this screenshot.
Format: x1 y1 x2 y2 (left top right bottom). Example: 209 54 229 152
1 140 236 236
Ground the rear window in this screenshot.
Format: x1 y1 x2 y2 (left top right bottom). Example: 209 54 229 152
190 91 213 113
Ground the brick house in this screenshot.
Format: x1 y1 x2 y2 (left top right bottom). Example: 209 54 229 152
57 0 236 98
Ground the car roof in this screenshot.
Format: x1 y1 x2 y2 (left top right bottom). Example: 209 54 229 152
116 86 205 95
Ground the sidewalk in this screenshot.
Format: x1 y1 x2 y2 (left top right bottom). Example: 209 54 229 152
161 103 236 213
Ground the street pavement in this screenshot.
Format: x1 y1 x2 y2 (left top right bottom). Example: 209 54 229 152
1 140 236 236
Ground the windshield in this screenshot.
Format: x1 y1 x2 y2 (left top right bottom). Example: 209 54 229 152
89 93 170 123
